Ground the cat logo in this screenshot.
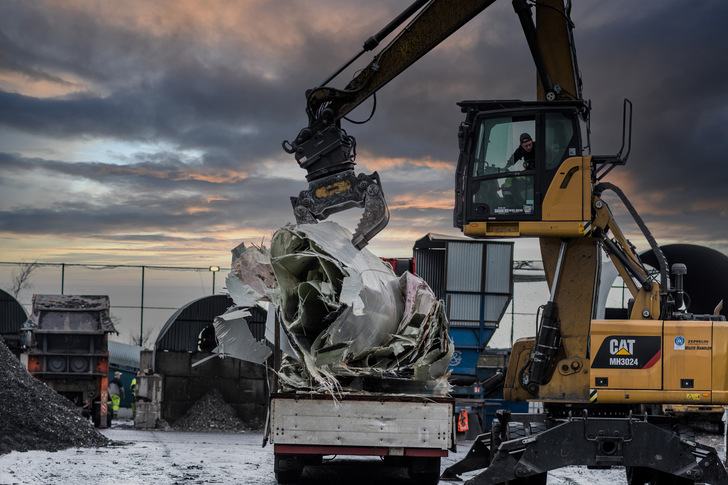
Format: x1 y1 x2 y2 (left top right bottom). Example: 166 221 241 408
592 335 661 370
610 338 635 356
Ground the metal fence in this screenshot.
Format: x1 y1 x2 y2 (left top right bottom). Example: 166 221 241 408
1 260 628 349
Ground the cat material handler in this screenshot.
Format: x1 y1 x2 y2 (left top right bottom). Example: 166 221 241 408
284 0 728 483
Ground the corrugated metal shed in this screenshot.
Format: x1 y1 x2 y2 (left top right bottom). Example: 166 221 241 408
0 289 28 335
413 234 514 377
154 294 266 352
108 340 142 370
413 233 513 340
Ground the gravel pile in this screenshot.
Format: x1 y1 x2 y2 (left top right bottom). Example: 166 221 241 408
0 339 110 455
173 388 246 432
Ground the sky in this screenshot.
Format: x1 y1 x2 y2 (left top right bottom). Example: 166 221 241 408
1 1 727 342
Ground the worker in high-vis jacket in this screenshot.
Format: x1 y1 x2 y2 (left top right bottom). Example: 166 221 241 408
130 371 139 418
108 371 125 419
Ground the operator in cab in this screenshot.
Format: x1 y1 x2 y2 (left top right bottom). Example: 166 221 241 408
505 133 535 170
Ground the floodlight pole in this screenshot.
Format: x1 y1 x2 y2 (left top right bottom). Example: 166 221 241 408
209 266 221 294
140 266 145 344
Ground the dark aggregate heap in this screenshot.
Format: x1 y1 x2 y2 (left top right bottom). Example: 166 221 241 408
0 339 110 455
173 388 246 432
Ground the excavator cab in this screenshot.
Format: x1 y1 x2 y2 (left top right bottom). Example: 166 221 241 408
455 99 590 238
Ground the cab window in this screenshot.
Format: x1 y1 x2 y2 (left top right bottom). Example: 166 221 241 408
544 112 577 170
469 115 536 218
471 117 536 176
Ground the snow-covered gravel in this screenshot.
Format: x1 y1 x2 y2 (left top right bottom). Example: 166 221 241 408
0 420 723 484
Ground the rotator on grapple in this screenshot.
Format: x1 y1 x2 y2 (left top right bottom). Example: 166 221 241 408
283 105 388 250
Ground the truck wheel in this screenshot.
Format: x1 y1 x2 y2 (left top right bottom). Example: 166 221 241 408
408 456 441 485
92 403 101 428
490 419 527 462
491 420 547 485
274 453 304 484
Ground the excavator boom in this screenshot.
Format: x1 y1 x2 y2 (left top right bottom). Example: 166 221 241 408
285 0 577 248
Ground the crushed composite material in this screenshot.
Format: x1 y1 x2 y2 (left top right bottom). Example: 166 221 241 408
214 221 453 394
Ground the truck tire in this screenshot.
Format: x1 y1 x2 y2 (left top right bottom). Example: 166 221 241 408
491 420 547 485
490 419 527 462
91 402 110 428
92 404 101 428
408 456 441 485
274 453 304 484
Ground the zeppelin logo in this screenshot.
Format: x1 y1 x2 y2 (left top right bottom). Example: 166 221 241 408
592 335 661 369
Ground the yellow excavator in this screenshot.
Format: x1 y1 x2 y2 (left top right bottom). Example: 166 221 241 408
284 1 728 483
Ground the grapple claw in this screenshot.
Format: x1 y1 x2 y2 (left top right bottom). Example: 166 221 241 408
290 169 389 249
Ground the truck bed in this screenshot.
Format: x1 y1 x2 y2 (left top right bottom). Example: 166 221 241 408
270 392 455 453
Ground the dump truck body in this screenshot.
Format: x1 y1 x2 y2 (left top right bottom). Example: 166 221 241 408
21 294 116 428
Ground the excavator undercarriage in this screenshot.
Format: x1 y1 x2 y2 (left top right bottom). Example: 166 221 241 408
442 409 727 484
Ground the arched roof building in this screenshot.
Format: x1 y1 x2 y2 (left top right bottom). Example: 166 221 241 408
0 289 28 354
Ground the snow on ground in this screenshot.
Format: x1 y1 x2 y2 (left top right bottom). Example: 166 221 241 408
0 420 724 485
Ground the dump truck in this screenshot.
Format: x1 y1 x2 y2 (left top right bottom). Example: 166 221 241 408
21 294 116 428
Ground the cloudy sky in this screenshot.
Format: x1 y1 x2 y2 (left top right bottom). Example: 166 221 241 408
1 0 727 269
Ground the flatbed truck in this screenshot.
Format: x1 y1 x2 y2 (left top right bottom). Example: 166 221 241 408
269 392 455 484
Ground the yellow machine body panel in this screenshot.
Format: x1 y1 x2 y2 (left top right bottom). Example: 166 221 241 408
590 319 728 404
462 220 585 238
663 321 712 390
713 322 728 402
590 320 663 391
462 155 591 239
540 156 591 222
